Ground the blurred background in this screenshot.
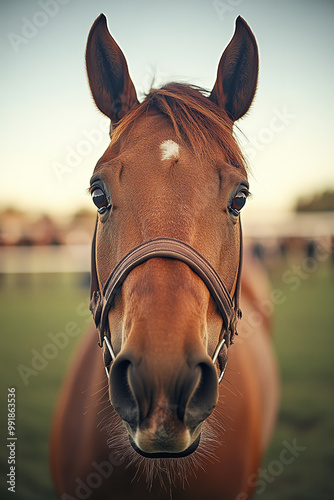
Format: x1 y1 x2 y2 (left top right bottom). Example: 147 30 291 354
0 0 333 498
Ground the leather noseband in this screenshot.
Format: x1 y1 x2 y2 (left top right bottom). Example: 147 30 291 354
90 232 242 383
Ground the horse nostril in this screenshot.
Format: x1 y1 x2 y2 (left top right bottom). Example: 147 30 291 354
183 360 218 430
109 356 138 428
110 351 218 436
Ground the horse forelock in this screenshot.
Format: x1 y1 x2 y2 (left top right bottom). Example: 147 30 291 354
110 82 247 170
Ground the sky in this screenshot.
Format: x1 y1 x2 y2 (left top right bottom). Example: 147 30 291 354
1 0 334 224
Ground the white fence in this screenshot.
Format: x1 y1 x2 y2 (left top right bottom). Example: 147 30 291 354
1 213 333 274
0 245 90 273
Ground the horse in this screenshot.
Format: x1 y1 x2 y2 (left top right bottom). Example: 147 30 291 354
50 14 279 500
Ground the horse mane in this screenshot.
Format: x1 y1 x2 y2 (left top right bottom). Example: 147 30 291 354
111 82 247 169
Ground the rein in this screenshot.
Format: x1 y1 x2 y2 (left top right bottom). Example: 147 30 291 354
90 232 242 383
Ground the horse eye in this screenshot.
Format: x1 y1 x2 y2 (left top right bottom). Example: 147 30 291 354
230 191 247 214
91 188 109 211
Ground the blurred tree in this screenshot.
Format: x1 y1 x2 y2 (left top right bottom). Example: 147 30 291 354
295 190 334 212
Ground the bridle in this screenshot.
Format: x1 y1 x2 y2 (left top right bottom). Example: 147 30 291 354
90 228 242 384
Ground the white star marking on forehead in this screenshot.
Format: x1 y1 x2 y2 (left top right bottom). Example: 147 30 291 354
160 140 180 161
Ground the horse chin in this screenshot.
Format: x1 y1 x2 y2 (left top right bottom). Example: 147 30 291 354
129 433 201 459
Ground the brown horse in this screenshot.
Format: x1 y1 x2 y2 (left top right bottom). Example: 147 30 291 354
50 14 279 500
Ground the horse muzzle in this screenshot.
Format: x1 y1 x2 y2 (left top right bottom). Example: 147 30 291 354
109 348 219 457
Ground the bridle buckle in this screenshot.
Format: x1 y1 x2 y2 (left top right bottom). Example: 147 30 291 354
212 338 227 384
103 336 116 378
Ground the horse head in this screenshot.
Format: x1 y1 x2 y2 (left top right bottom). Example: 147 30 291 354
85 14 258 459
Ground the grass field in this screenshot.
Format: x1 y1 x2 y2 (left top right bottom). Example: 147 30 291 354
0 273 89 500
254 258 334 500
0 258 333 499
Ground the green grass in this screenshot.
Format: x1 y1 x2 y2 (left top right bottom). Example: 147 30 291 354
0 273 90 500
254 260 334 500
0 261 333 499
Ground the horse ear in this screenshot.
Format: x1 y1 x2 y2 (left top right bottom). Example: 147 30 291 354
209 17 258 121
86 14 139 122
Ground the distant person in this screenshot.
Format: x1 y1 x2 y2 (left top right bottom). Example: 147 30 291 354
306 240 316 260
252 241 265 262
